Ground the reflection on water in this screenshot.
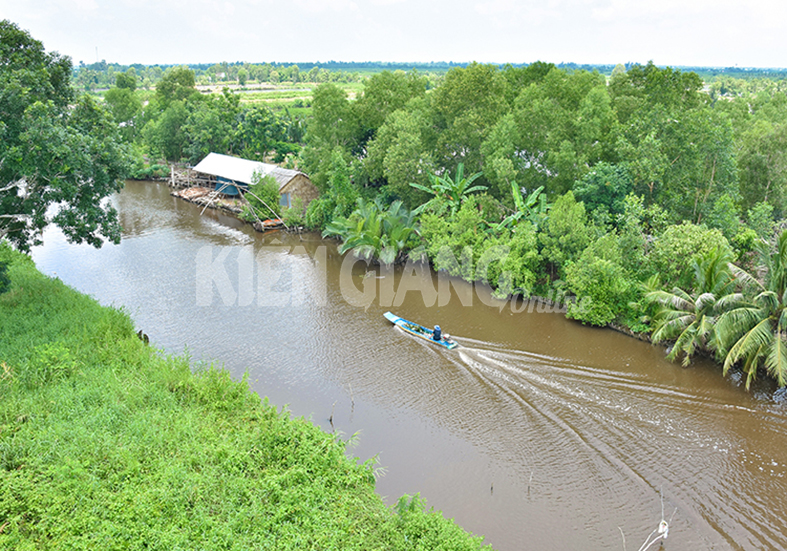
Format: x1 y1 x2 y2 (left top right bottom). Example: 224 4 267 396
31 181 787 550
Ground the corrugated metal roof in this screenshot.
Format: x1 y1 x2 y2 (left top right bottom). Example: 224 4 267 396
192 152 301 191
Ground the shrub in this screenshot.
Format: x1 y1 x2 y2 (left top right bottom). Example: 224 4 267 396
247 173 282 219
647 222 729 290
281 197 306 227
565 233 634 326
0 261 9 294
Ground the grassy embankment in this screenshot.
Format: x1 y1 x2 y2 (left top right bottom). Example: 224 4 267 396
0 243 490 550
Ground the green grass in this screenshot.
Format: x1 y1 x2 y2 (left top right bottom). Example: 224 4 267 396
0 242 491 550
236 90 312 100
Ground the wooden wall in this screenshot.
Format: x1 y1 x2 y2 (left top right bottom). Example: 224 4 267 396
280 174 319 208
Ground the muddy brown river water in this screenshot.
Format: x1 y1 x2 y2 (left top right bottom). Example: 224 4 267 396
32 181 787 550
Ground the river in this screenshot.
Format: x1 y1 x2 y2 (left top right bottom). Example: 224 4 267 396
31 181 787 550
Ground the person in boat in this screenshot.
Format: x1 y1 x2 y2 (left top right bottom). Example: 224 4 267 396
433 325 442 341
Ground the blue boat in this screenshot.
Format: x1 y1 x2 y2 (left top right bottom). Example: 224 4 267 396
383 312 459 350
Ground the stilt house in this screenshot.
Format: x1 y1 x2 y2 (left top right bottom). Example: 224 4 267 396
192 152 318 208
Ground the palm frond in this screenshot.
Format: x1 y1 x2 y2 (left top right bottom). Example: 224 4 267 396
729 262 763 292
766 331 787 387
723 318 773 376
652 315 695 343
715 292 749 312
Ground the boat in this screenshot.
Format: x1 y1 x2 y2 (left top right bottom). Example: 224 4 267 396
383 312 459 350
252 218 284 233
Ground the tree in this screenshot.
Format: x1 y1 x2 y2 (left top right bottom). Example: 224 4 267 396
572 162 633 219
144 100 189 161
300 84 354 189
501 61 555 104
154 66 197 109
716 231 787 388
352 70 427 147
103 85 142 142
609 62 705 121
483 68 613 197
104 86 141 125
115 68 137 91
183 102 234 164
646 247 736 366
647 222 730 290
736 120 787 215
431 63 509 171
245 174 281 219
237 68 249 86
323 198 420 264
183 89 241 164
235 105 286 162
565 234 632 326
364 98 436 205
410 163 486 215
539 191 592 275
0 20 130 251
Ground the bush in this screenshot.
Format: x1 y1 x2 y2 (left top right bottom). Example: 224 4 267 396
130 162 169 180
0 261 9 294
304 195 334 229
247 173 281 219
647 222 729 290
565 233 634 326
281 196 306 227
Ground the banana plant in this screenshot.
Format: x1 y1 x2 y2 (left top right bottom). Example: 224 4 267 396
410 163 486 215
323 198 420 265
494 181 550 232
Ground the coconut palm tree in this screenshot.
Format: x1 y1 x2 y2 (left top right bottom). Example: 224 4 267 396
645 247 737 366
716 230 787 388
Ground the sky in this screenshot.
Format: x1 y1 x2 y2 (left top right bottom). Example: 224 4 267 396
2 0 787 68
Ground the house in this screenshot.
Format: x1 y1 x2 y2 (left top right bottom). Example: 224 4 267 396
191 152 318 208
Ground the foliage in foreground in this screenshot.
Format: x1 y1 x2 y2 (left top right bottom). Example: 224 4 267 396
0 243 490 550
0 20 131 252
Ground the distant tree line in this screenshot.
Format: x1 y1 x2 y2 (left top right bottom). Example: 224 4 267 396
73 58 787 93
73 61 371 91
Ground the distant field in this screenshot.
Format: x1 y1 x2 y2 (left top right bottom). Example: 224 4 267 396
195 81 365 114
92 80 364 117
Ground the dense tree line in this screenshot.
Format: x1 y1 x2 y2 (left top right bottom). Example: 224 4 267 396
73 60 369 91
73 59 787 92
302 62 787 388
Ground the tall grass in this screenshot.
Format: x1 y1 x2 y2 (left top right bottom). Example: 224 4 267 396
0 242 490 550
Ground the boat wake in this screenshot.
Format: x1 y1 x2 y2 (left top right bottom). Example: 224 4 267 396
436 337 787 551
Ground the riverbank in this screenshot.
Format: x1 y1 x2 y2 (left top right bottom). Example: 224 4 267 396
0 242 490 550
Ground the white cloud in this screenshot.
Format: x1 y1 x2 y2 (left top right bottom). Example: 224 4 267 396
293 0 358 14
590 0 787 22
61 0 100 10
4 0 787 66
474 0 562 25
